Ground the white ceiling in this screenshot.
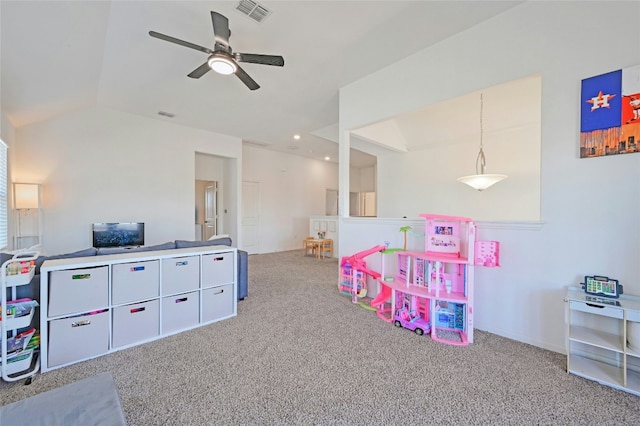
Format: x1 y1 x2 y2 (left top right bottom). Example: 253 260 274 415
0 1 523 168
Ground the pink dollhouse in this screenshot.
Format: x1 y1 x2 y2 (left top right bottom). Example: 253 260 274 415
340 213 500 346
372 214 498 346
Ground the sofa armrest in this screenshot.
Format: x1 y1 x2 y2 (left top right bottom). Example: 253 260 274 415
237 250 248 300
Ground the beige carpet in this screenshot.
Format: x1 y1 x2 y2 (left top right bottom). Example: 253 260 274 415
2 250 640 425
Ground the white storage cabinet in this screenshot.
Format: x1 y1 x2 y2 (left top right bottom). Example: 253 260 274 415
40 246 237 372
565 286 640 396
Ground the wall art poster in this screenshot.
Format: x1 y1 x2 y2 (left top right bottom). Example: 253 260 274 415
580 65 640 158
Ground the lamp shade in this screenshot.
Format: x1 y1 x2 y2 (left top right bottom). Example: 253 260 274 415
457 174 507 191
14 183 40 209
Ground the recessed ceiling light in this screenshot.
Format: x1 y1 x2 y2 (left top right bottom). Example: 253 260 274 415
293 134 301 140
324 156 330 161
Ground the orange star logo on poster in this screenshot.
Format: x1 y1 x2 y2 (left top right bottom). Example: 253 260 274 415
586 91 616 111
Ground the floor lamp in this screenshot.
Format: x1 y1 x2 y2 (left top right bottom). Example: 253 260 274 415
13 183 41 250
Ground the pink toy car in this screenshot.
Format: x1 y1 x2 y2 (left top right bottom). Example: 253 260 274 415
393 309 431 335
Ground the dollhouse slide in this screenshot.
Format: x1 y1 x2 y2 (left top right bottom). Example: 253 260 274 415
344 245 386 279
370 284 391 307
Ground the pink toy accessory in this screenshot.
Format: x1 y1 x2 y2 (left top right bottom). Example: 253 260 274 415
339 245 385 303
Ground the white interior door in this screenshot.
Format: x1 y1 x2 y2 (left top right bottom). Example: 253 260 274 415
204 182 218 239
362 191 376 217
241 181 260 253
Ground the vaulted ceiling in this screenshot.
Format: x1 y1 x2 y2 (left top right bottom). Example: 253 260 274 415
1 1 523 167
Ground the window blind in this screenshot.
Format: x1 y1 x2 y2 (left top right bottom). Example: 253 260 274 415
0 140 8 250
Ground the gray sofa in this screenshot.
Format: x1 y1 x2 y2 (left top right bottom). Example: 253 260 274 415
4 237 248 301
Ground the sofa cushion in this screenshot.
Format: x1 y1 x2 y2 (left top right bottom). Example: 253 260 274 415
139 241 177 251
175 237 232 248
47 247 98 260
0 252 14 266
207 234 230 241
35 247 98 275
96 241 177 256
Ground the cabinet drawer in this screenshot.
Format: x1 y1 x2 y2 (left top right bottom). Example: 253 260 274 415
48 310 109 367
48 266 109 317
570 300 623 319
112 260 160 305
202 284 234 323
161 291 199 334
112 299 160 348
201 252 234 288
161 256 199 296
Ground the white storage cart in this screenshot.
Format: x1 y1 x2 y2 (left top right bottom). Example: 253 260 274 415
1 250 40 384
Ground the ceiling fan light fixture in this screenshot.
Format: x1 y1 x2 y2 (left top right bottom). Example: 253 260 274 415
208 54 237 75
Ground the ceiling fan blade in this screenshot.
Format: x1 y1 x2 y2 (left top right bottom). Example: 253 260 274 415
235 65 260 90
149 31 213 54
211 11 231 47
187 62 211 79
235 53 285 67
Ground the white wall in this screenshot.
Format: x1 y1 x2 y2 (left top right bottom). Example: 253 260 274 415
243 145 338 254
13 106 242 255
338 1 640 353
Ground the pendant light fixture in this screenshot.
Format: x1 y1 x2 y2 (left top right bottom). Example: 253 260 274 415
457 93 507 191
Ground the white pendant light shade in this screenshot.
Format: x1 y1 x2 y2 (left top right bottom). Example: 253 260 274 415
457 173 507 191
457 93 507 191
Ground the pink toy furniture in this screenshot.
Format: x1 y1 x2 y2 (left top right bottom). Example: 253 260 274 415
378 214 479 346
339 245 385 303
343 214 500 347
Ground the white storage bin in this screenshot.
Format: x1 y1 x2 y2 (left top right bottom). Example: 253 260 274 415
161 256 199 296
4 266 35 287
201 252 234 288
48 266 109 317
48 310 109 367
202 284 234 323
161 291 199 334
5 302 37 330
112 260 160 305
112 299 160 348
4 349 35 375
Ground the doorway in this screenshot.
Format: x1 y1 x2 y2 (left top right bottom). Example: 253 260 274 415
195 180 218 240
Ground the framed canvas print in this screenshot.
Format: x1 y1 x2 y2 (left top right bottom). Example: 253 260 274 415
580 65 640 158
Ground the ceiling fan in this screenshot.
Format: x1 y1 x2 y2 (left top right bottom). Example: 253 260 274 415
149 11 284 90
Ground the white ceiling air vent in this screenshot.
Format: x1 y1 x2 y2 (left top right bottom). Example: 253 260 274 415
236 0 271 23
243 140 270 148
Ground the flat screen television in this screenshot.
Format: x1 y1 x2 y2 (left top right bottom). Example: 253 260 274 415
92 222 145 248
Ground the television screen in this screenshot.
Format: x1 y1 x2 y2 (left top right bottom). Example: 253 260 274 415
92 222 145 248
